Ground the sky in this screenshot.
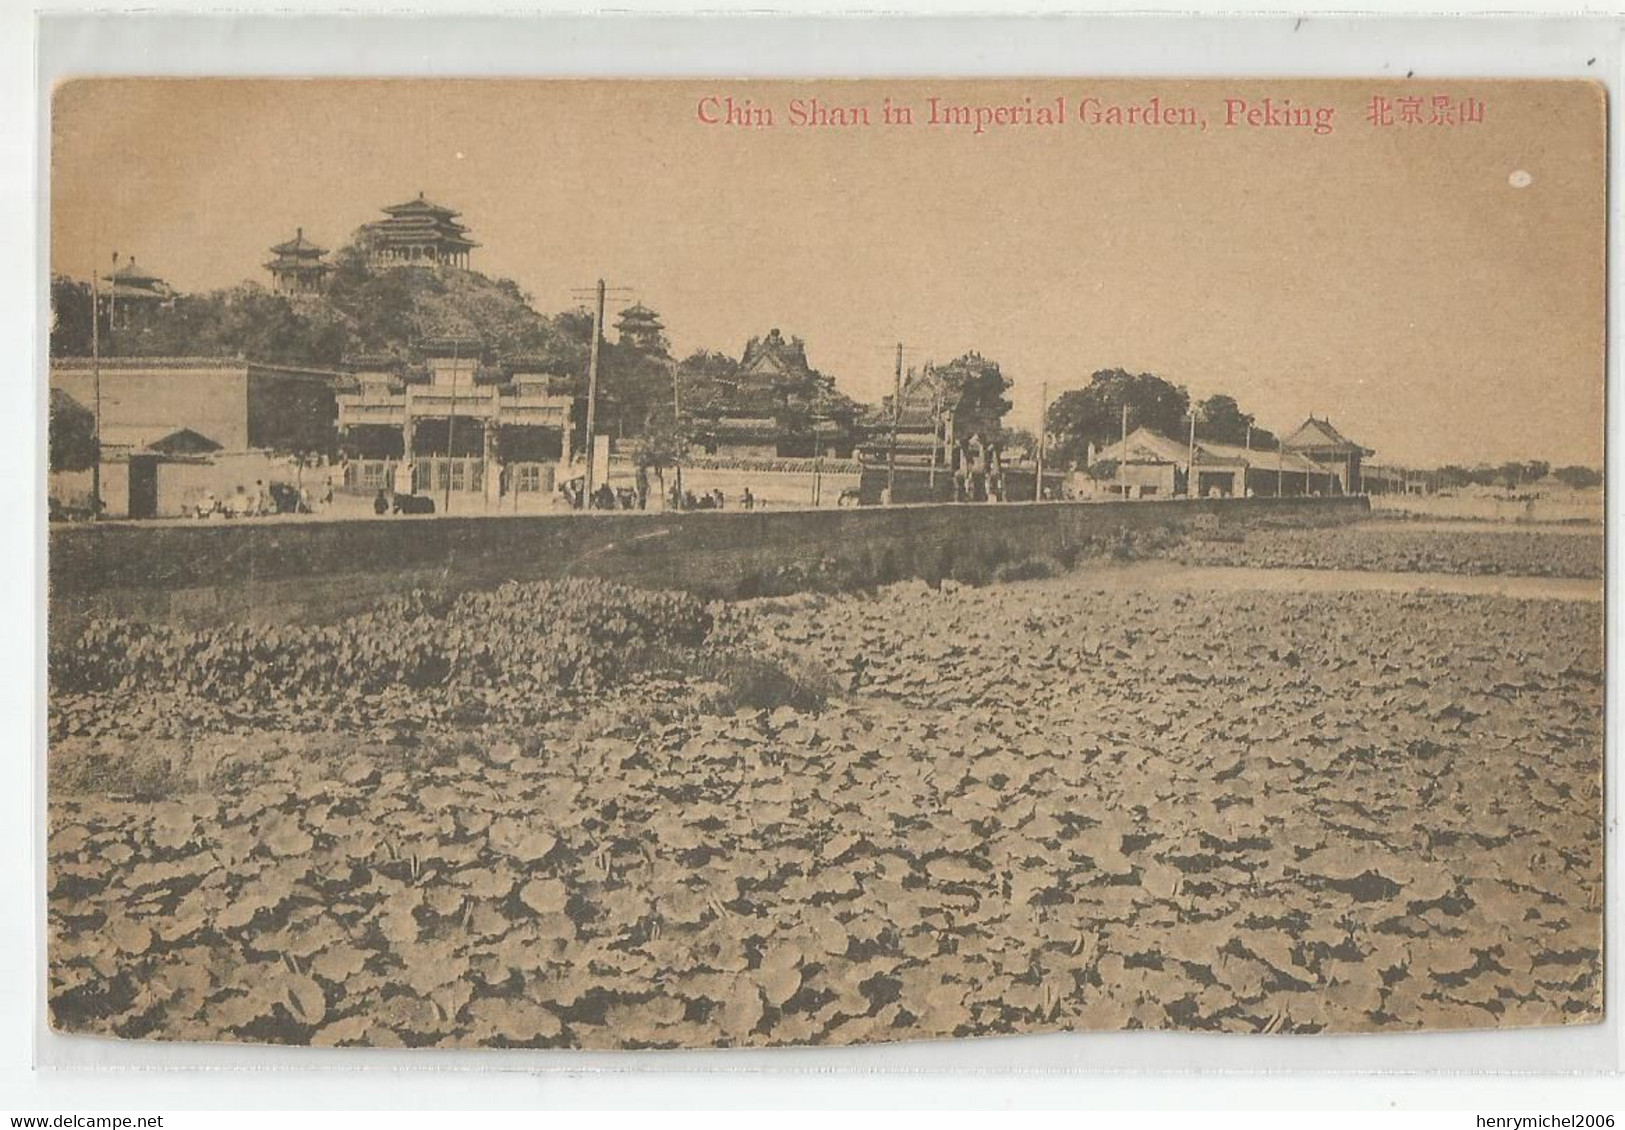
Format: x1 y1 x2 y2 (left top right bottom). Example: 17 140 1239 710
50 78 1606 468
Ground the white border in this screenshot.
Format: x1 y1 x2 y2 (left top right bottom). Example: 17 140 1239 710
8 6 1622 1109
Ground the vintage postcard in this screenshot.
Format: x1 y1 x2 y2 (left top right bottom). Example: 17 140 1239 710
45 78 1604 1049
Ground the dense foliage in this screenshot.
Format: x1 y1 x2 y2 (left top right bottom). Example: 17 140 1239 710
1045 373 1287 470
48 552 1603 1046
50 240 568 372
49 388 97 473
1174 526 1604 580
1046 369 1190 466
55 579 720 707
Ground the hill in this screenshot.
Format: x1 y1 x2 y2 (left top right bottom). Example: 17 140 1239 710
49 238 584 374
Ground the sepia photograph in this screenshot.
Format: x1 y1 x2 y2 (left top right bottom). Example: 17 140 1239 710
44 77 1605 1051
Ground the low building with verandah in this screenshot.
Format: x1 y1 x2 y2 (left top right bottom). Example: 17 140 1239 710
1087 426 1341 499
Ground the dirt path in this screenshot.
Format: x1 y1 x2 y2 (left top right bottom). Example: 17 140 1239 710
1057 561 1601 603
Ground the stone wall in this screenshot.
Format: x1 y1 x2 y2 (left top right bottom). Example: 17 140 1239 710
49 495 1369 632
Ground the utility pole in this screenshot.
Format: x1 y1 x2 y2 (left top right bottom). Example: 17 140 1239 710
1035 380 1048 501
887 342 902 501
443 337 460 514
928 388 942 491
584 279 606 502
1277 438 1284 498
90 264 102 520
107 252 118 338
1245 423 1252 498
1187 410 1197 498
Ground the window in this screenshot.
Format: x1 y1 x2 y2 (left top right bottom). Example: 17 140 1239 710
516 464 542 493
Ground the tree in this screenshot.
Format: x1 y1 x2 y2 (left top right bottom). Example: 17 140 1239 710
49 388 97 472
602 344 675 440
1494 461 1553 490
673 349 742 419
1046 369 1190 468
1194 393 1277 450
49 276 94 357
994 426 1039 462
632 407 688 502
1553 465 1603 490
935 352 1013 450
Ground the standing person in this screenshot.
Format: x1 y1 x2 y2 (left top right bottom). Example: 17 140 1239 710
635 466 650 511
742 487 755 512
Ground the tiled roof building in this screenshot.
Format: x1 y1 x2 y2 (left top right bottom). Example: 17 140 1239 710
1281 416 1375 494
363 193 478 270
690 329 861 460
1091 425 1342 498
264 228 329 296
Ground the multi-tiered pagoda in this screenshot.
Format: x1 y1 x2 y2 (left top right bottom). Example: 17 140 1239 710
264 228 329 296
615 303 668 354
363 193 478 270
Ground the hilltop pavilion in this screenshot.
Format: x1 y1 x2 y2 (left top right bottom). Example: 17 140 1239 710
264 228 330 297
363 193 478 270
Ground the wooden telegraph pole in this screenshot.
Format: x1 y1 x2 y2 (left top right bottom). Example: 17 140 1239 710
1120 402 1129 500
1187 410 1197 498
443 338 460 514
107 252 118 335
90 264 103 520
584 279 605 503
1244 423 1252 497
928 387 942 491
886 342 902 502
1034 380 1047 501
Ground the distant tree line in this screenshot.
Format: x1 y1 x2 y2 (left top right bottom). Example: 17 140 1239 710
1432 463 1601 491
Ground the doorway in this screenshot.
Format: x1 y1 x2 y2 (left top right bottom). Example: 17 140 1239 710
127 456 159 519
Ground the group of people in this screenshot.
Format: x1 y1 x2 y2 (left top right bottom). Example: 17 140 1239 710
193 479 331 519
560 478 643 511
669 486 742 512
556 476 761 514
